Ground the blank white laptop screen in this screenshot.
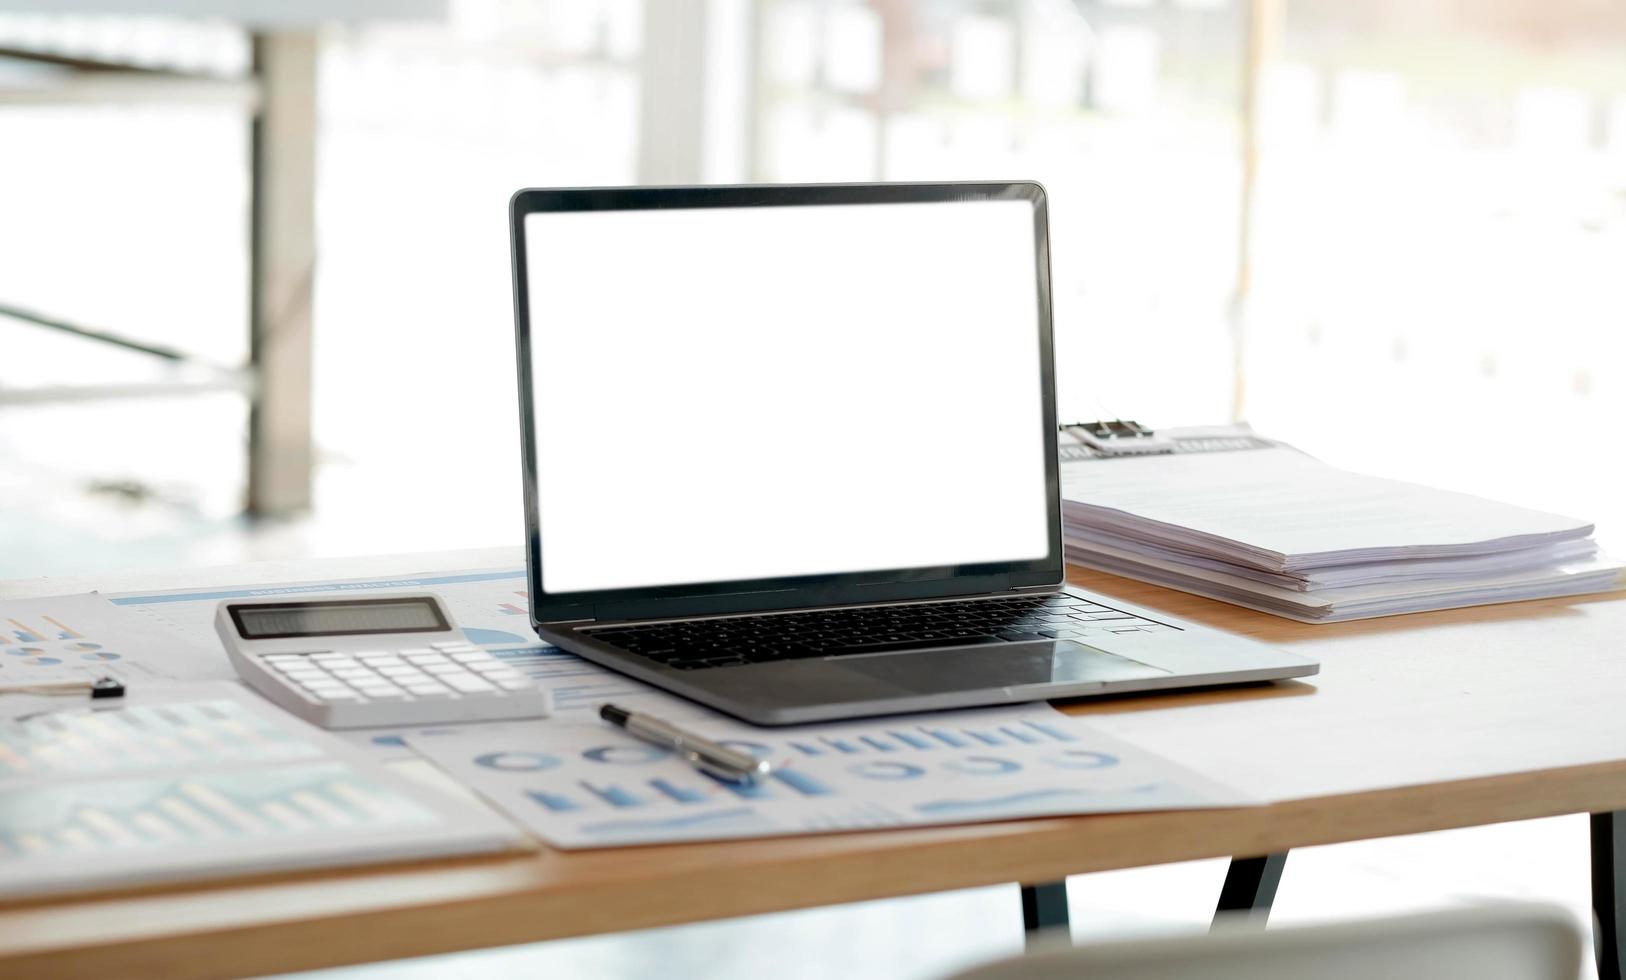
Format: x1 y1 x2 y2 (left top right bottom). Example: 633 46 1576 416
524 199 1051 594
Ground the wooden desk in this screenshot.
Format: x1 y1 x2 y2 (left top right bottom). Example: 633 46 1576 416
3 551 1624 979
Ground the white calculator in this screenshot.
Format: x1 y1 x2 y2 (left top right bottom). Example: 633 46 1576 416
214 593 552 729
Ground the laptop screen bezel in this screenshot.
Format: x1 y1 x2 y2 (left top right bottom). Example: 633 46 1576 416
510 181 1063 625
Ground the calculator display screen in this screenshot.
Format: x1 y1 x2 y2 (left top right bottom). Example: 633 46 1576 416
230 599 449 639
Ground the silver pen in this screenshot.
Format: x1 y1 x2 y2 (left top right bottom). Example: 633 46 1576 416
598 703 772 784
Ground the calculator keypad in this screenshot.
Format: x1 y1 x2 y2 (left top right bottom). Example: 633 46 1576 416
260 642 536 704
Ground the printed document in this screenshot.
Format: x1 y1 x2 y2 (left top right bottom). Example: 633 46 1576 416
407 704 1253 848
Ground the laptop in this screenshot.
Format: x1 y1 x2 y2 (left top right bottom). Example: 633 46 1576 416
509 181 1317 725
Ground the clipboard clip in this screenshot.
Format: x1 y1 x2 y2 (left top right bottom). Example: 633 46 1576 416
1060 420 1175 456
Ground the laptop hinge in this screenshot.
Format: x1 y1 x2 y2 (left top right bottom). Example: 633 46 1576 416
1008 584 1058 594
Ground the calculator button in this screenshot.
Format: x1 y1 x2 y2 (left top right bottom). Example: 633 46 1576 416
421 664 465 676
263 654 305 664
360 689 409 701
318 690 366 703
431 641 474 651
310 653 350 662
359 654 404 666
398 648 436 656
378 665 422 677
479 669 527 683
330 668 373 680
444 676 497 694
280 670 328 682
404 686 452 699
449 652 491 663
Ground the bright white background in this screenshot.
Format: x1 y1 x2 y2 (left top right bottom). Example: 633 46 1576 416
525 200 1051 593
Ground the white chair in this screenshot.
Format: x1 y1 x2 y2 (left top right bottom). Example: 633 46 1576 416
942 903 1584 980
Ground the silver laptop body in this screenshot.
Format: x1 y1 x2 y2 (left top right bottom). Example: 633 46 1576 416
510 181 1317 725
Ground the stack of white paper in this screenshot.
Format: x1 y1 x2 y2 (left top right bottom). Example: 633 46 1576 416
1061 428 1622 623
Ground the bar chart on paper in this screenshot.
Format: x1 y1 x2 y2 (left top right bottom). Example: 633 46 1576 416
0 699 322 779
0 684 520 898
408 706 1254 847
0 763 436 861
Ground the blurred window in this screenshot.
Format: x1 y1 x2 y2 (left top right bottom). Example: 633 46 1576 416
753 0 1246 425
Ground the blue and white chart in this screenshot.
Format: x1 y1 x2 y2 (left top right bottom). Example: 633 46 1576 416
406 705 1253 848
0 683 520 898
0 593 228 687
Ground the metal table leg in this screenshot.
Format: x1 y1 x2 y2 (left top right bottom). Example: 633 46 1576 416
1214 851 1288 928
1021 880 1070 948
1595 812 1624 980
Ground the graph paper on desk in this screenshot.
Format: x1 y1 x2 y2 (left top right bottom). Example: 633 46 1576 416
0 683 519 898
0 593 227 688
406 704 1252 848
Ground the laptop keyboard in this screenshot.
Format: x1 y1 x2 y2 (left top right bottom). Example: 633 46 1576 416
580 594 1174 671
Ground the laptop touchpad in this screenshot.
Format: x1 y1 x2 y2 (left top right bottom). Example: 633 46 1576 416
839 640 1169 695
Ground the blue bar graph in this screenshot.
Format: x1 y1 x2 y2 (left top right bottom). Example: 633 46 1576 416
772 768 834 796
1000 726 1040 744
651 779 707 803
713 776 771 799
821 737 860 754
859 736 895 752
789 742 823 756
966 730 1004 746
731 781 773 799
921 727 967 748
888 730 933 750
581 781 643 807
527 789 580 812
1023 720 1077 743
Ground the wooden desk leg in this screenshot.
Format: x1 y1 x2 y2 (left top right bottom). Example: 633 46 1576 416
1213 852 1288 928
1021 881 1070 947
1594 812 1624 980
